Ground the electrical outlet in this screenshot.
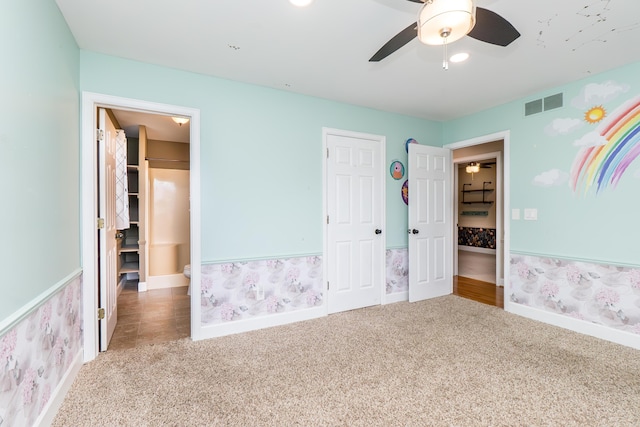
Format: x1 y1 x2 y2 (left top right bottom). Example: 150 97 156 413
256 286 264 301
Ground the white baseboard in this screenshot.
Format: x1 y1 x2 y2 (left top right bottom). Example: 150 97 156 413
196 306 326 341
138 281 148 292
147 274 189 290
384 291 408 304
34 349 83 427
506 301 640 350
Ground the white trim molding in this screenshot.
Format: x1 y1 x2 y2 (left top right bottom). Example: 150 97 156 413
34 350 84 427
0 269 82 335
507 302 640 350
197 307 326 340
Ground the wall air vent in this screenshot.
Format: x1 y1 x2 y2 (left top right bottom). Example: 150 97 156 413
544 93 563 111
524 93 563 116
524 99 543 116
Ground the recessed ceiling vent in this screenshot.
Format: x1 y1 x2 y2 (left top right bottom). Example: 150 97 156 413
524 93 563 116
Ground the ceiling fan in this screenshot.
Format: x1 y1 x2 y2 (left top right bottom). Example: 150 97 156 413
370 0 520 62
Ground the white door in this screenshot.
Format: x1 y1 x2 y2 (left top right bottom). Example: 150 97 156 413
98 108 118 350
325 129 385 314
408 144 452 302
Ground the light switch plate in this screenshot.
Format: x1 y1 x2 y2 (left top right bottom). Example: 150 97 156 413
524 208 538 221
512 209 520 220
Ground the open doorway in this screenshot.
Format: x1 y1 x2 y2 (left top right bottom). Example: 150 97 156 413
81 92 201 363
445 134 510 309
455 154 499 284
107 108 192 350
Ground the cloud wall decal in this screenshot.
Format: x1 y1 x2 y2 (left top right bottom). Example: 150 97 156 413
571 80 630 109
533 169 569 187
545 118 583 136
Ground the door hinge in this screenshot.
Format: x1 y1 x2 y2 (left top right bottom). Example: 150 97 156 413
327 215 329 224
97 307 105 320
96 129 104 141
327 281 329 290
326 148 329 158
97 218 105 229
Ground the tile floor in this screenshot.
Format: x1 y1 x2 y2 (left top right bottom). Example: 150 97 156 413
107 281 191 351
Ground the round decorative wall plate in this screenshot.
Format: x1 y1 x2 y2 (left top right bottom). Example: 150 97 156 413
401 180 408 205
390 160 405 180
405 138 418 153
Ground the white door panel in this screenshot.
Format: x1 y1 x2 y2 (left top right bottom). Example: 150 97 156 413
409 144 452 302
98 108 118 350
326 130 384 314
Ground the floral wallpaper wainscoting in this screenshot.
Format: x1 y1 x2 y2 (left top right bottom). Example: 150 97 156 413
200 256 324 325
0 275 83 427
510 255 640 335
386 248 408 296
458 227 496 249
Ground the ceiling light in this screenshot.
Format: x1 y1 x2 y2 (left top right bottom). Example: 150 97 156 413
450 52 469 63
466 162 480 174
417 0 475 70
171 117 189 126
417 0 476 46
289 0 313 7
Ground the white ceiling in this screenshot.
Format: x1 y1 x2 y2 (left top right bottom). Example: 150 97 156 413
56 0 640 122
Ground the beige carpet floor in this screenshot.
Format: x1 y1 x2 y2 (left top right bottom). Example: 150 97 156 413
53 296 640 426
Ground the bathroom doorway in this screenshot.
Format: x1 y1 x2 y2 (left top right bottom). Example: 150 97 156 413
81 92 201 362
107 108 192 349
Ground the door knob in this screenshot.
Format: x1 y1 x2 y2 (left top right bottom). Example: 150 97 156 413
375 229 382 235
412 229 419 234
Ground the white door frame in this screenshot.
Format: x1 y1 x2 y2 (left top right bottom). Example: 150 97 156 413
453 151 503 285
322 127 386 313
444 131 510 305
81 92 202 363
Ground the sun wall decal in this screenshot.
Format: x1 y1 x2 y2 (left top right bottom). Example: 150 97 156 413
584 105 606 123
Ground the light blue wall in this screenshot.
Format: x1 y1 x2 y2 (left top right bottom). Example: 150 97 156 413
443 61 640 267
0 0 80 323
79 52 441 262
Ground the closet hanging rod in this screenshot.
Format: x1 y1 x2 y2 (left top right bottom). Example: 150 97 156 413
145 157 190 163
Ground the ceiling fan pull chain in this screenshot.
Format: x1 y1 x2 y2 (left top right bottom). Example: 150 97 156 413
442 34 449 70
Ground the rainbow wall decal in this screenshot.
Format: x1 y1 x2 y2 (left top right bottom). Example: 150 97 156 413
570 96 640 195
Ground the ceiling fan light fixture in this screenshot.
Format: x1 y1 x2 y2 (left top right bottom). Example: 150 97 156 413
466 162 480 174
417 0 476 46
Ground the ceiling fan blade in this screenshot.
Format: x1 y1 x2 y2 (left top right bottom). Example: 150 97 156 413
369 22 417 62
468 7 520 47
405 0 424 3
